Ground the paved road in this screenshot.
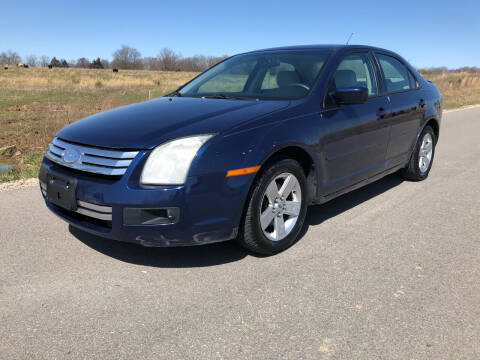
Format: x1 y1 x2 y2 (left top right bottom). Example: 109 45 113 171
1 107 479 359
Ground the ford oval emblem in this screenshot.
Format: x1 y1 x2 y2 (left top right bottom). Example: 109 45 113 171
63 148 81 164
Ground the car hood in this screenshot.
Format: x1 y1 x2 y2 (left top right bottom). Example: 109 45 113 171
56 97 290 149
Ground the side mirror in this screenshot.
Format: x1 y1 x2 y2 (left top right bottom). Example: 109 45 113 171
333 86 368 105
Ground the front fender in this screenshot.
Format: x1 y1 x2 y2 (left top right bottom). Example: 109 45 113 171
198 110 325 202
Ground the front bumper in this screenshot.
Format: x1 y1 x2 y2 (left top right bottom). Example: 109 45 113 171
39 156 251 247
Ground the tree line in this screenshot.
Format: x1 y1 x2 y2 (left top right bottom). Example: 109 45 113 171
1 45 228 72
2 47 480 74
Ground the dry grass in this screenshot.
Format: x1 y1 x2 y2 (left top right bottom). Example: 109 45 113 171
2 67 194 91
419 71 480 109
0 67 479 182
0 67 196 182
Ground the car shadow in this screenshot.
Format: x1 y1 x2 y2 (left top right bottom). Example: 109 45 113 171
298 173 404 239
70 174 403 268
69 225 249 268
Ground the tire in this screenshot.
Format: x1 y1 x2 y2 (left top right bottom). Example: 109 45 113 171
237 158 308 255
400 125 436 181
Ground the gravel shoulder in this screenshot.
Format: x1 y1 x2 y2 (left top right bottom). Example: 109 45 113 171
0 177 38 191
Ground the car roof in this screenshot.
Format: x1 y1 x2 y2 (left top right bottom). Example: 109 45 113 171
242 44 393 55
238 44 408 67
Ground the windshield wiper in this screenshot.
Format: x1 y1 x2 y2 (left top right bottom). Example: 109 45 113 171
201 93 256 100
201 93 233 99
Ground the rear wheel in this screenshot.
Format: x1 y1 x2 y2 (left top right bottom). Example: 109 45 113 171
237 158 308 255
400 126 436 181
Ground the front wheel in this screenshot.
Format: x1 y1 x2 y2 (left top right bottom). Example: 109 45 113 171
237 158 308 255
400 125 436 181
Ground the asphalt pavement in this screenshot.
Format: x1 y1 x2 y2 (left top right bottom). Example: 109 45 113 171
1 106 479 359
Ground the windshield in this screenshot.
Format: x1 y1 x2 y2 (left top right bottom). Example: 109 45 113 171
178 50 331 100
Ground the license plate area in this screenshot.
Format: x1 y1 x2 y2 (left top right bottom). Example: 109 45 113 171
47 171 77 211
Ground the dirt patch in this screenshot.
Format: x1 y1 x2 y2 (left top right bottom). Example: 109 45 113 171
0 177 38 191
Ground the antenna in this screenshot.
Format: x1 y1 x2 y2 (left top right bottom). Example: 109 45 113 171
345 33 354 45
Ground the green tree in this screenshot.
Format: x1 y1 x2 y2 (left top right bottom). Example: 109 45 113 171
90 57 104 69
50 57 61 67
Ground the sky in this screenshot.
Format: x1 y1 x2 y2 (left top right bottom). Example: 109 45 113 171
1 0 479 69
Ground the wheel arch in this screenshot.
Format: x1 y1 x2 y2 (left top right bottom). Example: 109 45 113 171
406 117 440 169
261 145 314 173
255 144 317 204
425 118 440 143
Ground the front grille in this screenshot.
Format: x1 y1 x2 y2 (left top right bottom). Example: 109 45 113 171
46 137 139 176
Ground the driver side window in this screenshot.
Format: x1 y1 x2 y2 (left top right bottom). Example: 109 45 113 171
333 53 378 96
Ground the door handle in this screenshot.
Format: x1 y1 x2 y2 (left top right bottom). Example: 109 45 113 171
419 99 426 108
376 107 386 119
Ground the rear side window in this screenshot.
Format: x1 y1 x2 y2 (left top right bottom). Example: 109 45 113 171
377 54 412 92
334 53 378 96
407 70 418 89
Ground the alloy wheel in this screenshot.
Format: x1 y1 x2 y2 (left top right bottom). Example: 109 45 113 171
259 172 302 241
419 133 433 174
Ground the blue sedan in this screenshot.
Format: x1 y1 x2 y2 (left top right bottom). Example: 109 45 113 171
39 45 442 255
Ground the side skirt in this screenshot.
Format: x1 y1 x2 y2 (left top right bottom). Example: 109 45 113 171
313 162 407 205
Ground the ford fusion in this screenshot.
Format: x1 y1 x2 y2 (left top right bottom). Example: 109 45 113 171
39 45 442 255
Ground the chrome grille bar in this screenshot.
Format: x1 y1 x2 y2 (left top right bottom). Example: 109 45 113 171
76 200 112 221
45 137 139 176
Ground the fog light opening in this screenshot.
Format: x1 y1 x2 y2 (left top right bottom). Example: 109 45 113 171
123 207 180 225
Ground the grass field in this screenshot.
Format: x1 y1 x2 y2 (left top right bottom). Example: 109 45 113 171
1 67 479 182
424 71 480 109
0 67 196 182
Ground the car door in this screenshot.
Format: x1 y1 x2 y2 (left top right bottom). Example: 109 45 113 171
375 53 425 168
321 52 390 195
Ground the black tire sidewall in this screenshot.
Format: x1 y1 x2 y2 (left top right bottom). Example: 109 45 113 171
411 126 436 180
244 158 308 254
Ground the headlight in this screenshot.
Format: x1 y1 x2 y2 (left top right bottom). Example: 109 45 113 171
140 134 214 185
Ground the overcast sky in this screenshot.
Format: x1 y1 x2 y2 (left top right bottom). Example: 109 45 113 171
1 0 479 68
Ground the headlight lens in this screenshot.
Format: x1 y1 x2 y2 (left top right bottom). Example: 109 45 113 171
140 134 214 185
